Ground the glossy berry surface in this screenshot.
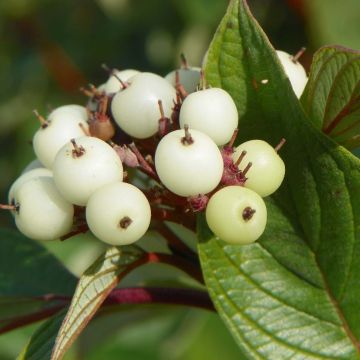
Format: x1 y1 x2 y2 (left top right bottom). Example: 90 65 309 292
111 72 176 139
155 128 223 196
179 88 238 146
14 177 74 241
86 182 151 246
53 136 123 206
276 50 308 98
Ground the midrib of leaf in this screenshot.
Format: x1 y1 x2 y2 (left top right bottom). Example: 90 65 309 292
323 56 360 133
50 245 144 360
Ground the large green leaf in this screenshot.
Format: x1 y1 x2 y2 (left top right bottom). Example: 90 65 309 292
199 0 360 358
301 46 360 149
17 309 67 360
50 245 144 360
0 229 76 333
0 228 76 297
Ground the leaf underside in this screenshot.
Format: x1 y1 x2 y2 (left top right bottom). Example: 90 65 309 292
0 229 76 333
50 245 144 360
301 46 360 149
199 0 360 359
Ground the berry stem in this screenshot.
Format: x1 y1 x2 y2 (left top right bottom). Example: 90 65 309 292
180 53 189 69
129 143 160 182
71 139 85 157
157 99 165 118
101 63 128 89
291 47 306 63
60 223 89 241
242 162 252 176
33 110 48 128
0 204 18 211
274 138 286 152
181 124 194 145
228 128 239 148
235 150 247 167
79 87 95 98
199 69 207 90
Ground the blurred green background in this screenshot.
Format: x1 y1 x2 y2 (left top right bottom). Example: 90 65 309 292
0 0 359 359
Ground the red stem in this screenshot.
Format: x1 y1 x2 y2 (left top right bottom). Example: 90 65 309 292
129 143 160 182
0 304 66 335
0 285 212 334
104 287 214 311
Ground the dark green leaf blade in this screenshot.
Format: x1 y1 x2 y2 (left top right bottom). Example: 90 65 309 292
0 228 77 297
200 0 360 358
301 46 360 149
17 309 67 360
198 201 357 359
0 228 75 332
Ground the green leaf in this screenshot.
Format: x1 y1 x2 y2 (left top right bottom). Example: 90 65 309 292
199 0 360 358
17 309 67 360
50 245 144 360
301 46 360 149
0 297 66 335
0 228 77 297
0 228 76 333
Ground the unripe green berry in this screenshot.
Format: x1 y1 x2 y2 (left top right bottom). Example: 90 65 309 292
206 186 267 245
233 140 285 197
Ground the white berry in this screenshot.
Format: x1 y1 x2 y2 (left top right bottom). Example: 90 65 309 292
53 136 123 206
111 72 176 139
155 128 223 197
14 177 74 241
86 182 151 246
276 50 308 98
179 88 238 145
21 159 44 173
206 186 267 244
165 67 201 94
48 104 88 122
104 69 140 94
233 140 285 197
33 110 89 169
8 168 53 205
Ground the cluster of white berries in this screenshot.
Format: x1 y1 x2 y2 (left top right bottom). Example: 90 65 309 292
3 50 299 247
